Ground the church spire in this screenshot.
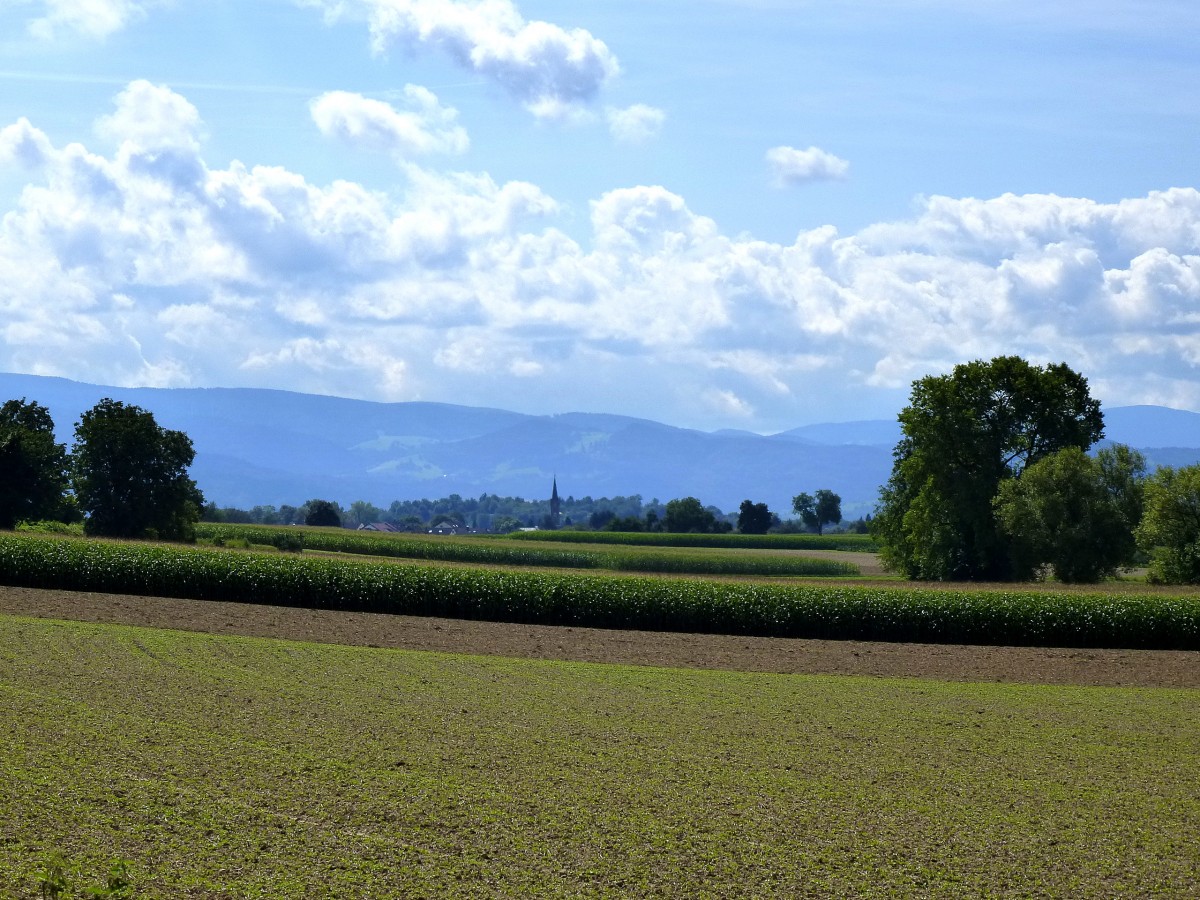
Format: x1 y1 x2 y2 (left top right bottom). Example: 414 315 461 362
550 475 561 523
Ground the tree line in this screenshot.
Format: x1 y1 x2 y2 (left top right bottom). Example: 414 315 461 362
204 492 853 535
873 356 1200 584
204 493 669 533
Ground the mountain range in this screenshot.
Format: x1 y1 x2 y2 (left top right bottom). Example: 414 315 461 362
5 372 1200 518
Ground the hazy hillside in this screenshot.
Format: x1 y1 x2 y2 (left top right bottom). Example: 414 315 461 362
5 372 1199 516
1102 405 1200 449
773 420 901 448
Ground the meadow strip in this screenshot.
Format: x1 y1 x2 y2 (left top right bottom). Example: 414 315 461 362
506 529 878 550
1 533 1197 649
601 549 857 576
195 523 860 577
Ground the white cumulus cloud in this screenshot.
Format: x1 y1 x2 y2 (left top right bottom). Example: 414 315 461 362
0 118 55 169
94 79 204 152
18 0 155 39
606 104 665 144
704 388 755 419
302 0 621 118
766 145 850 186
310 87 469 159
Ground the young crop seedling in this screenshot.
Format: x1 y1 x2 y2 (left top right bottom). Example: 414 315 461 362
38 853 132 900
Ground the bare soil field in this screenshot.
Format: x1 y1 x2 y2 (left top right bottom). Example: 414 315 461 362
3 584 1198 688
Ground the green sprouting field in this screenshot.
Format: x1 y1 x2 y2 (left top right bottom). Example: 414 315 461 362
1 615 1197 898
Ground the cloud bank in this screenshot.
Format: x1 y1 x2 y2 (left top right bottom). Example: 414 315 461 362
2 83 1199 430
13 0 647 142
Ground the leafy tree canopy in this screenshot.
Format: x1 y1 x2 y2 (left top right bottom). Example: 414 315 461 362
490 515 523 534
1137 464 1200 584
814 489 842 535
345 499 385 529
791 489 842 534
663 496 728 533
791 492 816 530
304 499 342 528
994 445 1145 583
873 357 1104 581
72 399 203 541
737 500 774 535
589 509 617 529
0 398 69 530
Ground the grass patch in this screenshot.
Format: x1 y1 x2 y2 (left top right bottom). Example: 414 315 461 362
0 615 1197 897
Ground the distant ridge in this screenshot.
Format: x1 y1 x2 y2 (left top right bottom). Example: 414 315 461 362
773 419 901 448
1102 405 1200 449
3 372 1199 515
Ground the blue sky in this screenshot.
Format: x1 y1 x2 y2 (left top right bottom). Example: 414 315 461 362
1 0 1199 432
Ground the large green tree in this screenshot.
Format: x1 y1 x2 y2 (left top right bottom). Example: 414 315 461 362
737 500 774 534
873 357 1104 581
0 398 69 529
1136 464 1200 584
346 499 385 529
304 499 342 528
814 489 842 535
663 497 725 533
791 492 816 530
791 490 842 534
993 445 1145 582
72 399 204 541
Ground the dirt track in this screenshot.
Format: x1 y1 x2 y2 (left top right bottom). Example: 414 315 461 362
4 585 1198 688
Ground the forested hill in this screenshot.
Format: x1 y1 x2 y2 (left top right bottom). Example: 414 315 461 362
4 372 1199 515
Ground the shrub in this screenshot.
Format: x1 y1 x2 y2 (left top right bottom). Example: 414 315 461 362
15 520 84 536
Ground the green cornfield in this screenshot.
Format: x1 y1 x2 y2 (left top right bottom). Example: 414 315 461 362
1 533 1196 649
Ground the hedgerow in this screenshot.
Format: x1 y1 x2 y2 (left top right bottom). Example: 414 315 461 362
1 533 1196 649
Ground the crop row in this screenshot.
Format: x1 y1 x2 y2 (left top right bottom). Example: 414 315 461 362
2 533 1197 649
195 523 860 577
505 530 879 551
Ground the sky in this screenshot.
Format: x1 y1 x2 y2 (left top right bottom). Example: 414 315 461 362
1 0 1199 434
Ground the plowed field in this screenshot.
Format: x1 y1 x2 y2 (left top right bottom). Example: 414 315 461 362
3 585 1197 687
